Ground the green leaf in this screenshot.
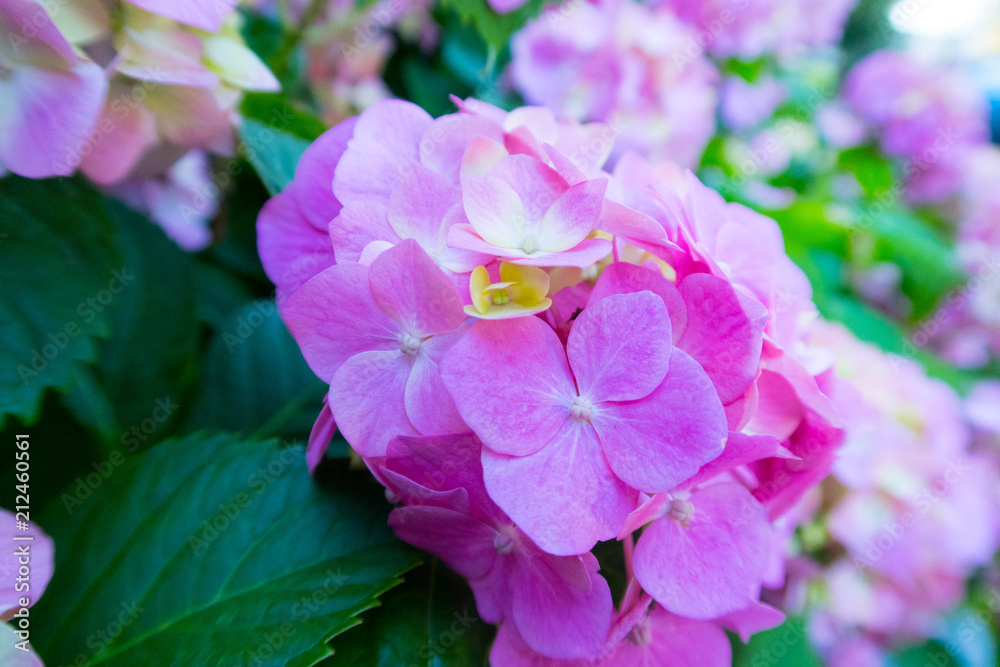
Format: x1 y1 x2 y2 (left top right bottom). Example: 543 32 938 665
325 560 493 666
84 200 200 448
440 0 547 52
0 176 120 428
32 434 420 666
183 299 327 442
732 617 822 667
238 93 325 195
888 640 963 667
838 145 893 198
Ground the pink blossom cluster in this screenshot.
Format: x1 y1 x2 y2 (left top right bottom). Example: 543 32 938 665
842 50 991 204
917 146 1000 368
257 96 844 663
650 0 857 61
509 0 718 167
791 322 1000 666
0 0 278 248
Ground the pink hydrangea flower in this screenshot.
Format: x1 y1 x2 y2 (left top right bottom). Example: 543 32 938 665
261 95 843 663
0 0 107 178
797 322 1000 659
510 0 718 166
843 50 991 204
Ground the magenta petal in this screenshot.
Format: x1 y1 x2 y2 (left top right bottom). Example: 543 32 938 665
125 0 236 30
589 262 687 343
283 264 398 383
441 317 576 457
462 174 527 249
676 273 768 404
387 165 461 248
405 352 466 436
306 400 337 474
333 99 432 205
421 112 504 183
330 199 398 264
681 431 783 490
633 483 772 619
257 192 335 306
716 600 786 643
329 350 417 456
537 178 608 253
388 506 497 580
625 609 732 667
511 551 613 660
595 350 727 493
482 420 634 555
597 199 672 248
289 117 357 230
367 239 465 337
0 509 53 614
487 0 530 12
568 292 671 403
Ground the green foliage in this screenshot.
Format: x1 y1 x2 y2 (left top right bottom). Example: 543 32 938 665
326 560 493 666
0 176 120 428
32 434 419 666
732 617 823 667
238 94 326 195
439 0 547 52
183 299 327 442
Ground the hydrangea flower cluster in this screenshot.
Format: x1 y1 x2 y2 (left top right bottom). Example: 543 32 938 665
650 0 857 61
789 322 1000 667
258 96 845 663
510 0 719 167
0 0 278 248
842 49 991 204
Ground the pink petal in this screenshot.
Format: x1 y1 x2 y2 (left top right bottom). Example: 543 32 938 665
367 239 465 337
388 505 498 580
589 262 688 344
612 608 732 667
384 433 501 523
441 317 576 457
568 292 671 403
329 350 417 456
681 431 783 490
487 0 530 12
676 273 768 404
0 59 106 178
329 199 399 264
594 350 727 493
125 0 236 31
405 351 467 436
462 174 527 249
633 483 772 619
79 83 158 185
289 117 357 230
511 550 613 660
421 112 504 183
283 264 398 383
715 600 786 643
487 153 567 225
333 99 432 205
489 621 592 667
597 199 673 249
505 238 612 267
461 135 510 181
387 165 461 249
537 178 608 253
482 420 635 555
306 399 336 474
0 0 81 64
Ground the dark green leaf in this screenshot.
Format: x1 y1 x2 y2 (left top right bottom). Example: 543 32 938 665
0 176 120 427
183 299 327 442
888 640 963 667
325 560 493 666
32 434 420 666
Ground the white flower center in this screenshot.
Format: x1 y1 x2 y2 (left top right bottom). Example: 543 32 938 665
667 497 695 526
570 396 593 422
399 333 421 356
